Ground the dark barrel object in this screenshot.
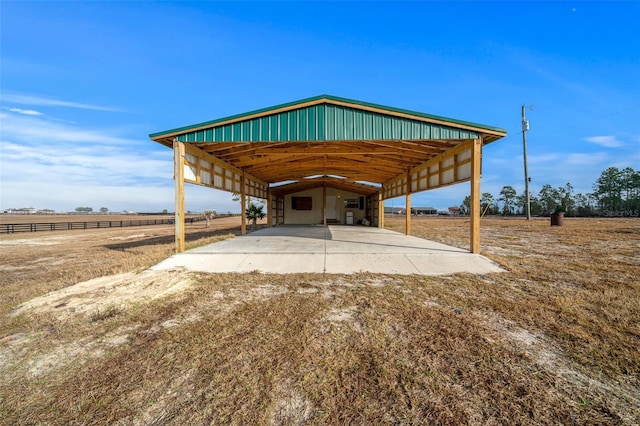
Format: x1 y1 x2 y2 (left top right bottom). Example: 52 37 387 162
550 212 564 226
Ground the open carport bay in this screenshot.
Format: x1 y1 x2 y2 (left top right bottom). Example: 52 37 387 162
151 225 503 275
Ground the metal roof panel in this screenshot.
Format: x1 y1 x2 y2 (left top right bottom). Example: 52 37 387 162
149 95 507 143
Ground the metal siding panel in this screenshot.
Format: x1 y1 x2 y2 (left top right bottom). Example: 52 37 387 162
223 126 232 141
341 107 349 139
346 108 355 139
325 105 335 140
383 116 392 139
175 102 486 144
278 113 289 141
242 122 251 141
420 122 428 139
252 120 261 141
412 120 421 139
406 121 412 139
289 110 298 141
343 106 350 139
373 114 383 139
335 106 345 140
298 108 308 140
354 110 364 139
270 116 279 141
318 105 326 140
232 123 242 140
260 117 270 140
355 112 364 139
362 111 373 139
308 106 317 140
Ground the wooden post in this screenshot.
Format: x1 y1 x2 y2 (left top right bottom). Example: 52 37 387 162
405 172 411 235
173 140 185 253
266 186 272 228
275 196 280 226
378 190 384 228
240 171 247 235
470 138 482 253
322 183 327 226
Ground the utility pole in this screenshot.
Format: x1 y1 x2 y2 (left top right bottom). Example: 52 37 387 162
521 104 533 220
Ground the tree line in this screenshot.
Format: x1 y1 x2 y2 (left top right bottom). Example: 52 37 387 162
75 207 110 213
459 167 640 217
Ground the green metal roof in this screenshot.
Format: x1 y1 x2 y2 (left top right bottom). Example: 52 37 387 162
149 95 507 144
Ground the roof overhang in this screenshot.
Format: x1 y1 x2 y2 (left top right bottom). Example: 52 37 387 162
150 95 507 197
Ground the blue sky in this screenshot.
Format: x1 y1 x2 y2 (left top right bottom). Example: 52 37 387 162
1 1 638 213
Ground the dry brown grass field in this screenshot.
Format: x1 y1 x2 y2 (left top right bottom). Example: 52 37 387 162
0 216 638 425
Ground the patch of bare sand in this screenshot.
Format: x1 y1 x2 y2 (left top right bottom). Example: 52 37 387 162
108 234 148 241
268 380 316 426
11 268 194 320
27 332 132 377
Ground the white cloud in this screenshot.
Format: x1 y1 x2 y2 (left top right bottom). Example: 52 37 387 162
1 92 120 112
5 107 43 116
0 112 139 146
0 112 241 212
584 135 624 148
565 152 609 166
527 153 562 164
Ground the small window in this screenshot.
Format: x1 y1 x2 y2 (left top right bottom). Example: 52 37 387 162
292 196 312 210
344 198 359 209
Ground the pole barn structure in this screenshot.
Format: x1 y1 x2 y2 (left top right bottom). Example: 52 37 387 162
149 95 506 254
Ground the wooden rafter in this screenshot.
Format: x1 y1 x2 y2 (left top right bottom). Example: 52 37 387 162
178 138 461 186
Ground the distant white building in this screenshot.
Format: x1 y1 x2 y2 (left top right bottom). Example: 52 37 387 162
3 208 37 214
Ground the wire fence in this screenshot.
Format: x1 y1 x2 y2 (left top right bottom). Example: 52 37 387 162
1 217 206 234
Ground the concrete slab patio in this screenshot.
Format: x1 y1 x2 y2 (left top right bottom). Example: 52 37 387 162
151 225 503 275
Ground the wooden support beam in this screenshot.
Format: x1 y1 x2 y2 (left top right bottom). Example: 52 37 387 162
378 190 384 228
173 140 186 253
470 138 482 253
241 170 247 235
405 172 411 236
267 186 272 228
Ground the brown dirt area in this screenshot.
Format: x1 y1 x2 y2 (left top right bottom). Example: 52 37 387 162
0 216 638 425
